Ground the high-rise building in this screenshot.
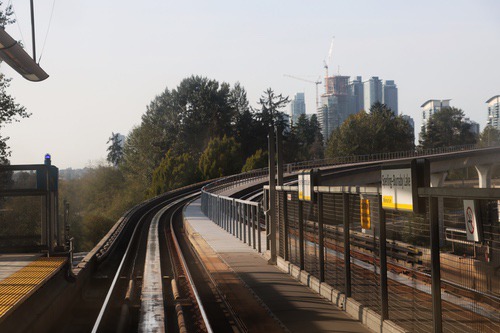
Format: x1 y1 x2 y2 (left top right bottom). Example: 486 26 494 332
290 92 306 124
363 77 383 112
486 95 500 130
401 114 415 142
318 75 357 140
383 80 398 115
420 99 451 134
349 76 364 113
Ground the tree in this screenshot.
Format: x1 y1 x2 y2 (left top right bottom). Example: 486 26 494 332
0 3 29 164
148 149 200 197
325 103 414 158
419 107 477 149
479 125 500 147
241 149 268 172
198 136 242 180
287 114 324 161
106 132 124 166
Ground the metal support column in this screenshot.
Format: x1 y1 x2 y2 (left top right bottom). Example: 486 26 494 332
343 193 351 297
379 198 389 321
268 126 277 264
298 200 304 270
430 196 443 333
283 191 289 261
318 193 325 282
276 127 284 186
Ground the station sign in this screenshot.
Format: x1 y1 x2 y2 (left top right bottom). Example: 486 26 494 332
381 160 429 214
463 200 480 242
381 167 414 212
298 169 315 202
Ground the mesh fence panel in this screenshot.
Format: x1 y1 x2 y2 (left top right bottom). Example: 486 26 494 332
0 196 44 250
349 194 381 314
440 198 500 333
287 191 300 267
304 201 320 279
385 202 433 333
322 193 345 292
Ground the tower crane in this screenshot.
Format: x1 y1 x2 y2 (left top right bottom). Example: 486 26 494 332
324 37 334 79
283 74 322 110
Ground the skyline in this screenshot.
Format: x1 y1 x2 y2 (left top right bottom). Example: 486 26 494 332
1 1 499 168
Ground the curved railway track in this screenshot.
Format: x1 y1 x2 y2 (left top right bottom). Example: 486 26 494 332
53 186 243 333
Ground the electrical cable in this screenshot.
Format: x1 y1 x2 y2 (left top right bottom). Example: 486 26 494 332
38 0 56 64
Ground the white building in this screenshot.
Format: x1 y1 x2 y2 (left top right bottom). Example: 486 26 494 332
420 99 451 134
486 95 500 130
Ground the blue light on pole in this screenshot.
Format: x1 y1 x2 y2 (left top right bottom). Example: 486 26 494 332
44 153 51 165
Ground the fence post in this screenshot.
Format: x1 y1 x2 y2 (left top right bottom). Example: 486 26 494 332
299 200 304 270
252 205 256 250
379 197 389 321
232 199 236 236
318 192 325 282
343 193 352 297
283 191 289 261
247 205 252 247
430 196 443 333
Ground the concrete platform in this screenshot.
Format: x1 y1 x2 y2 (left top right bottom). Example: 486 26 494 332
184 198 372 333
0 253 42 282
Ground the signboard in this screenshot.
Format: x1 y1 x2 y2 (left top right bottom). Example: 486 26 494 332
298 169 314 202
381 168 414 212
463 200 480 242
360 198 371 230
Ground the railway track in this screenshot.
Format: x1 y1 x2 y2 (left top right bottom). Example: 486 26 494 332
53 186 243 333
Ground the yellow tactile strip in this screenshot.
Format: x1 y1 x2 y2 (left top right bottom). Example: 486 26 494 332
0 257 66 319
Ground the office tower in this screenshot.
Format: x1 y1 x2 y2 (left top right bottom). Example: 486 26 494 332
349 76 364 113
383 80 398 115
363 77 383 112
290 92 306 124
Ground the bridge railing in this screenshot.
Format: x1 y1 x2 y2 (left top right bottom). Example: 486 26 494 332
201 143 481 195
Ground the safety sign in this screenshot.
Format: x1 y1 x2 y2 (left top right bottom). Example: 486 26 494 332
463 200 479 242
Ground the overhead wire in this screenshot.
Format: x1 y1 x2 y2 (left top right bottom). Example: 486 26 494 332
7 0 26 46
38 0 56 64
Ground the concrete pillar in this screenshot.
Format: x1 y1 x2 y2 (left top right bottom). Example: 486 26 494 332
430 172 447 187
475 164 494 188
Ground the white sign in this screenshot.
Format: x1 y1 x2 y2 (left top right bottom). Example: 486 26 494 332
381 168 413 212
298 170 313 201
463 200 479 242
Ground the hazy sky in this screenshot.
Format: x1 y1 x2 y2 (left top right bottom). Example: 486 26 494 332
2 1 499 168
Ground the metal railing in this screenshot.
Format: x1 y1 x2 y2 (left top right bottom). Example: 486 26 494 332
201 191 264 253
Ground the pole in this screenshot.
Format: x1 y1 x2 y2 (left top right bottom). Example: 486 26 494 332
268 126 277 264
30 0 37 62
276 127 284 186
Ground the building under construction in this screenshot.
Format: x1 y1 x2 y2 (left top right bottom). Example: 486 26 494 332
317 75 398 141
317 75 360 140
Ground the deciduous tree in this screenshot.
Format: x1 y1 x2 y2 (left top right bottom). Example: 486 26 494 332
325 103 414 158
419 107 477 148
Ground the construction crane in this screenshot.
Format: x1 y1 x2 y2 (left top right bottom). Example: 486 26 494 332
284 74 322 110
324 37 334 79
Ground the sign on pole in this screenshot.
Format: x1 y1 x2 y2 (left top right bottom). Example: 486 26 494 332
381 168 414 212
298 169 314 202
360 198 371 230
463 200 480 242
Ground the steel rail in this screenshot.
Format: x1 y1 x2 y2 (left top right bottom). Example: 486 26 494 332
91 190 199 333
170 202 214 333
